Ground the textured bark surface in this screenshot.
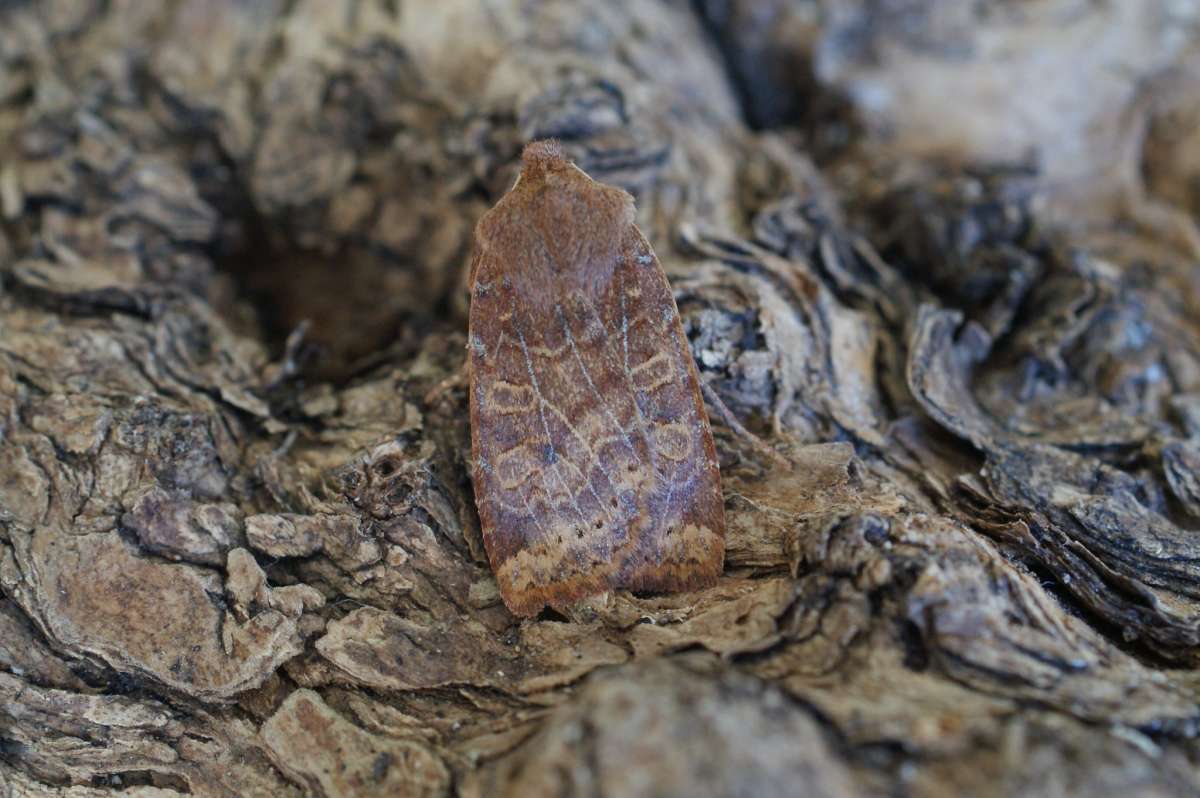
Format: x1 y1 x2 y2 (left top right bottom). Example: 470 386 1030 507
2 2 1199 796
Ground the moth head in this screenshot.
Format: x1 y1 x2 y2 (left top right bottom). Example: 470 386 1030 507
478 140 636 298
520 139 568 177
514 140 620 198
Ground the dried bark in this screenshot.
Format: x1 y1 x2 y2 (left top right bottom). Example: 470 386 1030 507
1 2 1199 796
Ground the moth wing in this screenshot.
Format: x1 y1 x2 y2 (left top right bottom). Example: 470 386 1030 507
603 226 725 593
469 237 641 616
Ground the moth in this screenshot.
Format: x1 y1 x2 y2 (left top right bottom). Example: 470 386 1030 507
468 140 725 617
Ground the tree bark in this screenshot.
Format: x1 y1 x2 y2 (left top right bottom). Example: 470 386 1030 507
2 2 1199 796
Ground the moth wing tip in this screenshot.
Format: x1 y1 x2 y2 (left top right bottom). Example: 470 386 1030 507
499 587 547 619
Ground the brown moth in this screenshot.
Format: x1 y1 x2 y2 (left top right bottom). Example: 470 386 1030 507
468 140 725 617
